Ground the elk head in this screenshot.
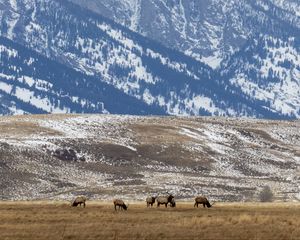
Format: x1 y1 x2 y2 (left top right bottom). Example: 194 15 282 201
207 201 216 208
123 204 129 210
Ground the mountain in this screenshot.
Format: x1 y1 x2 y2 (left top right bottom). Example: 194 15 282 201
0 0 298 118
0 37 165 115
223 34 300 118
69 0 300 68
1 114 299 201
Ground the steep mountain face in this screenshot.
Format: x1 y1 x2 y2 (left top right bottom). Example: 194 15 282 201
0 0 286 118
0 0 298 118
223 35 300 118
0 0 215 116
0 37 165 115
69 0 300 68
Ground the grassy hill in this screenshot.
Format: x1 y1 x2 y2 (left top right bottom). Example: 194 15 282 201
0 114 299 201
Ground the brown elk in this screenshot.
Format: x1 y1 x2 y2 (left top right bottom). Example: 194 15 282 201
71 196 87 208
194 196 214 208
157 194 174 208
113 199 128 211
170 198 176 207
146 196 157 207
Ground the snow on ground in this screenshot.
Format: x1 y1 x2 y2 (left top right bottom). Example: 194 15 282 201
0 115 299 201
6 0 19 39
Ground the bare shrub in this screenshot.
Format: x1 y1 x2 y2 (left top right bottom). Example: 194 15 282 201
259 186 274 202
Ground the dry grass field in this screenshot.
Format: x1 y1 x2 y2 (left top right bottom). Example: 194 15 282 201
0 201 299 240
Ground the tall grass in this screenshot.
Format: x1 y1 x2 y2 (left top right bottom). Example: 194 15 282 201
0 202 299 240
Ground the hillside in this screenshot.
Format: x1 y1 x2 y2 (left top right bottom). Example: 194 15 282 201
1 114 299 201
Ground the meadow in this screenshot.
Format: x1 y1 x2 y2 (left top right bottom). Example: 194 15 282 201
0 201 299 240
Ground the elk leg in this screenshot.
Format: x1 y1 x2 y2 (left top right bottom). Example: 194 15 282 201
203 203 205 208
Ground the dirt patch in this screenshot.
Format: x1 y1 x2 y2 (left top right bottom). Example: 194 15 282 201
0 121 61 137
131 124 187 144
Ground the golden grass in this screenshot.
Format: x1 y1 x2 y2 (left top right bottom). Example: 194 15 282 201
0 202 299 240
0 121 61 137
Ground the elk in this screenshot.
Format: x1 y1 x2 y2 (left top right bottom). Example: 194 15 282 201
157 194 174 208
146 196 157 207
170 198 176 207
71 196 87 208
194 196 214 208
113 199 128 211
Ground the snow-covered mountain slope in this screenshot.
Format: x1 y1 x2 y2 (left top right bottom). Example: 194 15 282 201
69 0 300 69
0 0 298 119
0 0 291 118
0 37 165 115
1 114 299 201
223 35 300 118
0 0 215 116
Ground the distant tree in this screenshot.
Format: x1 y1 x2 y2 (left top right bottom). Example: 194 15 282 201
259 186 274 202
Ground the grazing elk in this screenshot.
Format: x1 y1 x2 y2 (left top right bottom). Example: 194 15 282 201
157 194 175 208
194 196 214 208
113 199 128 211
146 196 157 207
71 196 87 208
170 198 176 207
